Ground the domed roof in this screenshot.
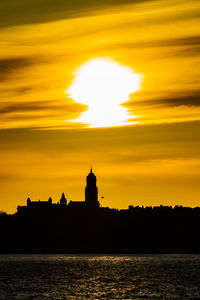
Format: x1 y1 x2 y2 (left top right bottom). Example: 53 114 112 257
87 167 96 177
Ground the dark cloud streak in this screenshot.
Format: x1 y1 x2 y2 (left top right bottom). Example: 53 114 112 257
0 0 146 29
104 36 200 51
0 100 86 115
0 57 34 82
130 91 200 108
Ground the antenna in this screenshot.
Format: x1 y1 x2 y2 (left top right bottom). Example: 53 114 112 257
101 196 104 207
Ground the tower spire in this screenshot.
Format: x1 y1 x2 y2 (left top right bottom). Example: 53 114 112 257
85 168 99 208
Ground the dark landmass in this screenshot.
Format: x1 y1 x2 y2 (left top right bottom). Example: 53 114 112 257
1 169 200 254
1 204 200 254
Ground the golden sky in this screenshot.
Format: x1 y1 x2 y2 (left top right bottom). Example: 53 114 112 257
0 0 200 212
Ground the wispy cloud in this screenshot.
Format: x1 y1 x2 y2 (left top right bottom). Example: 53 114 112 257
0 57 34 81
130 91 200 108
0 0 147 29
0 0 199 129
0 100 86 114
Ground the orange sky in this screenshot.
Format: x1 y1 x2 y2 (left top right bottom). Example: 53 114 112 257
0 0 200 213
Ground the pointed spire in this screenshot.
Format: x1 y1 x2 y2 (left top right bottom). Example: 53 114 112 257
90 166 93 173
60 192 67 206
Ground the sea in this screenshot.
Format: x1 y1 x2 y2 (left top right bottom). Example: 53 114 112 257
0 254 200 299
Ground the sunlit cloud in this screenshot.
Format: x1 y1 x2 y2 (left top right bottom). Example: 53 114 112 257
0 0 200 129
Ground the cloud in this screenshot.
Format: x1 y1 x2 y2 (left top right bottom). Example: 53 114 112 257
0 101 53 114
0 100 87 129
0 173 15 182
0 100 86 115
129 91 200 108
0 0 146 29
157 92 200 107
145 36 200 58
0 120 200 159
0 57 34 82
161 36 200 47
104 35 200 51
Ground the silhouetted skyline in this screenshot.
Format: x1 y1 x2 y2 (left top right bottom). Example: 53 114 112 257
1 0 200 213
1 169 200 254
17 168 100 215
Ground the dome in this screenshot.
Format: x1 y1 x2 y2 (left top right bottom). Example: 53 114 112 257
87 167 96 177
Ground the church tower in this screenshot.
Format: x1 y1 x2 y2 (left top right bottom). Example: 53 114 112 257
60 193 67 206
85 167 99 209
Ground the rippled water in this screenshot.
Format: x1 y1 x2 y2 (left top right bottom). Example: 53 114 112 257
0 254 200 299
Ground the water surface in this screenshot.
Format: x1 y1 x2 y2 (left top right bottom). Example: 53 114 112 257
0 254 200 299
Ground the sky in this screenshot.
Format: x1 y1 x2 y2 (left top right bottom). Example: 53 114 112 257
0 0 200 213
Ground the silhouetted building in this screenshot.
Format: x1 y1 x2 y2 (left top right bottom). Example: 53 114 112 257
26 197 52 208
60 193 67 206
67 200 85 210
85 167 100 209
17 168 100 215
2 167 200 254
17 193 68 215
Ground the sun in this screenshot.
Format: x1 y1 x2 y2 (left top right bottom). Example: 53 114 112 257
66 58 142 127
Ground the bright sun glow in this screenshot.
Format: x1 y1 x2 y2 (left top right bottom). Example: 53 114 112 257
66 58 142 127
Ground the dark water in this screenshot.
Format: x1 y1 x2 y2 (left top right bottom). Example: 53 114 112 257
0 254 200 299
